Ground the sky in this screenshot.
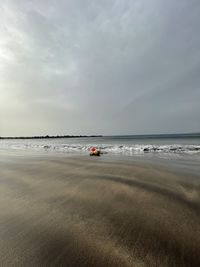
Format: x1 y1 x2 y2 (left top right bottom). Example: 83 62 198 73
0 0 200 136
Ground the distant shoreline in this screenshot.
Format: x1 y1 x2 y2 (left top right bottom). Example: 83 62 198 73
0 132 200 140
0 135 103 140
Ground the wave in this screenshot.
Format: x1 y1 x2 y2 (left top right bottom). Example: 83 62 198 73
0 141 200 155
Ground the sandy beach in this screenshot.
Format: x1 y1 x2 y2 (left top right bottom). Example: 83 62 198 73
0 151 200 267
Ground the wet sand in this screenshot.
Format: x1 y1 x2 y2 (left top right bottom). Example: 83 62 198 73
0 152 200 266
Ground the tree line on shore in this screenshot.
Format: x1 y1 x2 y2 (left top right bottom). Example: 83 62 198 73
0 135 102 140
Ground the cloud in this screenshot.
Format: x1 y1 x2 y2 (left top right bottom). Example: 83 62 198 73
0 0 200 135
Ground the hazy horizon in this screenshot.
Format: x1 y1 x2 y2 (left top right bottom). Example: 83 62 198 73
1 131 200 138
1 0 200 136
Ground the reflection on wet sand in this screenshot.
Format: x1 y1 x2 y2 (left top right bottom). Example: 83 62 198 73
0 154 200 266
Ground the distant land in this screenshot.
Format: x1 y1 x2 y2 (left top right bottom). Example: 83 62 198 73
0 133 200 140
0 135 103 140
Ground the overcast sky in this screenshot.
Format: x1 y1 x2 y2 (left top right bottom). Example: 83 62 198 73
0 0 200 136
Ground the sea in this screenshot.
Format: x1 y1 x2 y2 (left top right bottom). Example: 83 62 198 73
1 134 200 157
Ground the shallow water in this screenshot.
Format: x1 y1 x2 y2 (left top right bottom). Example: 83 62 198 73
1 134 200 156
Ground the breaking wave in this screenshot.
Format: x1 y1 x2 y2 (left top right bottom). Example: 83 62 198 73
0 141 200 155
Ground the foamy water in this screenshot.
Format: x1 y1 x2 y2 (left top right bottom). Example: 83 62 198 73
0 135 200 156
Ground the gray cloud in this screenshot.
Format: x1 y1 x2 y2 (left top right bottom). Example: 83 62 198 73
0 0 200 135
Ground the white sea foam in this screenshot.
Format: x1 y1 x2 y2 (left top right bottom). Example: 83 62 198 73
0 140 200 155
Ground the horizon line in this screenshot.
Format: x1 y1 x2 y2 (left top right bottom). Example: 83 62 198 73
0 132 200 140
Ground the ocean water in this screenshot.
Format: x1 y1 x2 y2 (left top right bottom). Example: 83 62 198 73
0 134 200 156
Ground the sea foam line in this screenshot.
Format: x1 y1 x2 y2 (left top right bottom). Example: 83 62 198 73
0 141 200 154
